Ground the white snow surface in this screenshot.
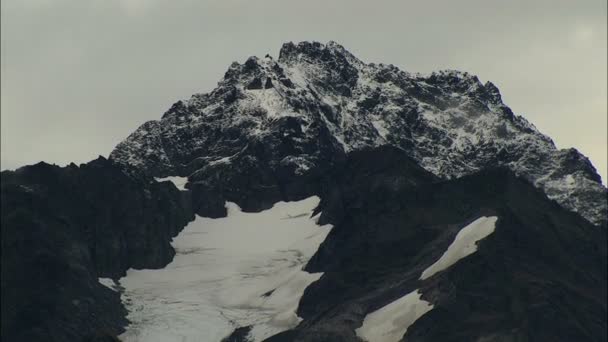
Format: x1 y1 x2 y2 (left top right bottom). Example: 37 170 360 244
355 290 433 342
154 176 188 191
98 277 117 291
117 196 332 342
420 216 498 280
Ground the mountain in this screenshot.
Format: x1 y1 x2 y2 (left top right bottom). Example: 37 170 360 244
1 41 606 342
110 41 606 226
274 147 606 341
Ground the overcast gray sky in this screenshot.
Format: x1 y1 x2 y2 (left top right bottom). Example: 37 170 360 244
1 0 606 182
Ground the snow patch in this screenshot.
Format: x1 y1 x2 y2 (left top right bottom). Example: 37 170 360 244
371 119 389 140
243 87 293 119
98 278 117 291
420 216 498 280
154 176 188 191
356 290 433 342
285 65 309 88
117 196 332 342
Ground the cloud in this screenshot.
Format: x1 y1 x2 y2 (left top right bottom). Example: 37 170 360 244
570 25 595 47
117 0 156 15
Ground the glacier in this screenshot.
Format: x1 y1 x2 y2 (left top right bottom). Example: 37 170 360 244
109 196 331 342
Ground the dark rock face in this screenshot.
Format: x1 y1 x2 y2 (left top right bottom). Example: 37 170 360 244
1 157 194 342
222 326 253 342
247 77 264 90
268 150 606 342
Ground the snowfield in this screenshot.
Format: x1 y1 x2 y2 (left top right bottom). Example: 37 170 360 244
113 196 332 342
356 290 434 342
420 216 498 280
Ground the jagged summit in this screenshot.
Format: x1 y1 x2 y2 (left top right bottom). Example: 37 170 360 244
110 41 606 225
278 40 363 65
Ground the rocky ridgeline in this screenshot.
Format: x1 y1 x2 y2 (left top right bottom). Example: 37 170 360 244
1 158 194 341
110 41 606 226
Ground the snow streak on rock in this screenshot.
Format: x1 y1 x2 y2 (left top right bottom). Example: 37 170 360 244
98 278 118 292
117 196 331 342
154 176 189 191
355 290 433 342
420 216 498 280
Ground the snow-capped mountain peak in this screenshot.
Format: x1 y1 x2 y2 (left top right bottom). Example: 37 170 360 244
110 41 606 225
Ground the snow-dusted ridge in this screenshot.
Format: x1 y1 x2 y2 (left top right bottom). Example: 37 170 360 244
112 196 331 342
110 41 606 225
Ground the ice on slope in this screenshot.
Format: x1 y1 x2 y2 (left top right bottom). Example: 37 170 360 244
117 196 332 342
356 217 497 342
98 278 117 291
356 290 433 342
420 216 498 280
154 176 188 191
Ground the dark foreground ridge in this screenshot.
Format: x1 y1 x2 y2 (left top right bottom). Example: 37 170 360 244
2 146 606 342
271 148 607 341
1 157 194 341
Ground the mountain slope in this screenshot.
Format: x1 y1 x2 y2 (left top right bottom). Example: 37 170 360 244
110 41 606 226
266 148 607 342
2 147 604 342
1 158 194 342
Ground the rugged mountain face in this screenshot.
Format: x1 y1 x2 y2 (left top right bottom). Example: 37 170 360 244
1 41 606 342
265 147 607 342
1 158 194 342
110 41 606 226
